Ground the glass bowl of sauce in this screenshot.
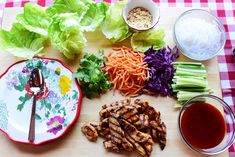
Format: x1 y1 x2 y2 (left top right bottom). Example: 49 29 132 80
178 94 235 155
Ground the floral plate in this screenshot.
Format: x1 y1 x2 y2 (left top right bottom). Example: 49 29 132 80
0 57 82 145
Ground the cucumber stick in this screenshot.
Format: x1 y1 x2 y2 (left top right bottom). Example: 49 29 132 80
172 62 212 107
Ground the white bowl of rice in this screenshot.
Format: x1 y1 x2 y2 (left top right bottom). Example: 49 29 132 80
173 9 226 61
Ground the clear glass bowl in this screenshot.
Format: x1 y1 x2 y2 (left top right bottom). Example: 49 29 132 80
178 94 235 155
173 9 226 61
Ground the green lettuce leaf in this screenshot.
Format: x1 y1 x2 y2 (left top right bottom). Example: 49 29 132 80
49 13 87 59
131 29 165 52
47 0 109 32
0 23 47 59
101 0 132 43
80 2 109 32
46 0 90 17
16 3 51 36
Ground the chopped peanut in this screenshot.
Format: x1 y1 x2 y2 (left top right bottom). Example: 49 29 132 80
127 7 152 30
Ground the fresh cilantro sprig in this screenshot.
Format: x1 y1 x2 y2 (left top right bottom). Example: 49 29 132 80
73 50 110 98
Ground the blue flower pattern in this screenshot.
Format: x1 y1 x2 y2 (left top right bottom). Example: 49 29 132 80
0 100 8 131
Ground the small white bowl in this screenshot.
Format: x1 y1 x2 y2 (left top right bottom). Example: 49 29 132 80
122 0 160 32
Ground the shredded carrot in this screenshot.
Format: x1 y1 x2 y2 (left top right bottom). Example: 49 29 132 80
103 46 150 97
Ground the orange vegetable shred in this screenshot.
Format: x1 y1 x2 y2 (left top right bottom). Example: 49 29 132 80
103 46 150 97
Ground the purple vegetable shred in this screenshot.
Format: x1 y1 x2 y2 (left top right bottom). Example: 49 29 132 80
144 46 179 96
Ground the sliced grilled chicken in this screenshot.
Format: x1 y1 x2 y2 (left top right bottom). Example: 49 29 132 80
144 106 160 120
103 140 120 152
115 106 140 125
109 115 124 145
138 114 149 130
125 133 148 157
102 98 131 109
108 115 133 151
81 123 98 142
122 138 134 152
119 119 152 144
149 120 160 129
156 122 167 150
100 118 109 128
149 115 167 150
119 119 153 155
98 127 110 138
99 105 121 119
90 121 110 139
133 99 149 113
82 98 167 156
100 100 132 119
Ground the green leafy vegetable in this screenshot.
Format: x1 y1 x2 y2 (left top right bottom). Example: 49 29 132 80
0 3 49 59
46 0 90 17
48 13 87 59
80 2 109 32
171 62 212 108
16 3 52 36
131 29 165 52
101 0 132 43
0 23 47 59
46 0 109 59
73 50 110 98
47 0 108 32
1 0 110 59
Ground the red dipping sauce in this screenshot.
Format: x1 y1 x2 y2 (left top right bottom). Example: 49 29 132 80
181 102 226 149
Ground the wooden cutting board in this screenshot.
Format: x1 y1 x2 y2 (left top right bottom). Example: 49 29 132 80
0 7 228 157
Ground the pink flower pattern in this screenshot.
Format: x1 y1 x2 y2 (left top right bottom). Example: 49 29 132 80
46 116 65 135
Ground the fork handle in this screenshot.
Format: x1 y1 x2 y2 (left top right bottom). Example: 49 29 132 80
28 94 37 143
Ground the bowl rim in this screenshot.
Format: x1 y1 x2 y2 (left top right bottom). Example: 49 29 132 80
178 94 235 155
122 0 160 32
173 9 226 61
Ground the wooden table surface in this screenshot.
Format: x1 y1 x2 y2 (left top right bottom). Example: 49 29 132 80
0 7 228 157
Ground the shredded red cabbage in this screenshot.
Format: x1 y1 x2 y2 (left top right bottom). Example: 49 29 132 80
144 46 179 96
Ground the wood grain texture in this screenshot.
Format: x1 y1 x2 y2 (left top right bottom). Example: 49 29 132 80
0 7 227 157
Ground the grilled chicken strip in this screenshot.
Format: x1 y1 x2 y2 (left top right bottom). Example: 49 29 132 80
90 118 110 138
158 122 167 150
100 98 131 119
119 119 153 155
100 118 109 128
102 98 131 109
94 125 110 138
138 114 149 130
109 115 124 144
132 99 149 113
103 140 120 152
144 106 160 121
122 138 134 152
148 110 167 150
99 106 121 119
125 133 148 157
115 105 141 127
151 122 167 150
99 104 128 120
109 115 134 151
81 123 98 142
